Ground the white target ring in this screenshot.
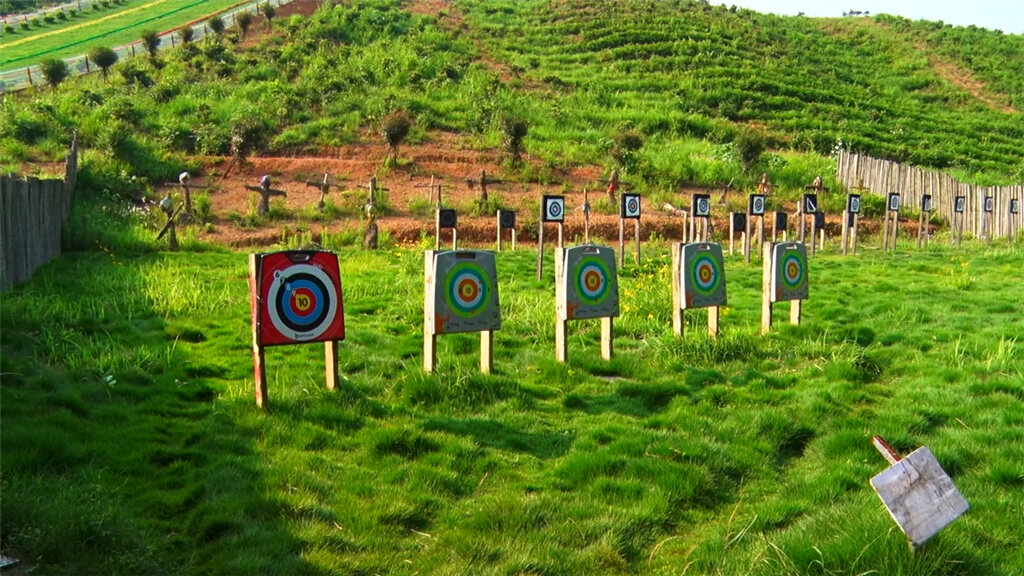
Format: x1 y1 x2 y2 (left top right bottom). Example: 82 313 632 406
546 197 564 220
696 197 710 216
752 195 765 215
266 263 339 342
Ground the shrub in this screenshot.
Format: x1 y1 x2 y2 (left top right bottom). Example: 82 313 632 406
382 110 411 167
501 115 528 167
39 58 69 90
43 13 55 24
87 46 118 81
235 11 252 36
179 25 194 44
734 128 767 174
3 24 14 34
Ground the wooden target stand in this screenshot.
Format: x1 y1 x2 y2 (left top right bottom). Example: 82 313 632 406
496 209 517 251
672 242 725 338
761 242 808 334
689 193 712 242
555 245 619 363
743 194 766 263
798 193 822 255
841 193 862 255
423 250 501 374
435 208 458 250
537 195 565 281
951 195 966 245
917 194 933 248
1008 199 1020 244
771 211 788 242
882 192 901 253
248 251 346 409
981 196 995 244
618 193 642 267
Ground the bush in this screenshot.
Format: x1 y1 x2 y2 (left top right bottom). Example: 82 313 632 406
734 129 767 174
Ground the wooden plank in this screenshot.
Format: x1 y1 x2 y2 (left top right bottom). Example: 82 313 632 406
600 317 613 361
480 330 493 374
423 251 437 373
761 242 773 334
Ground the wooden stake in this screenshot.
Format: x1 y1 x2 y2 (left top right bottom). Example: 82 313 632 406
249 254 268 408
761 242 773 334
423 251 437 373
480 330 493 374
634 219 641 265
790 299 801 326
325 341 338 390
601 317 613 361
708 306 719 339
671 243 683 337
619 218 625 267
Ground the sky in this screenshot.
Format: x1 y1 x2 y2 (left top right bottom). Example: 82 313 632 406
723 1 1024 34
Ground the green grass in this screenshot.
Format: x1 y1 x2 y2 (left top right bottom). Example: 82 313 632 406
2 234 1022 574
0 0 247 67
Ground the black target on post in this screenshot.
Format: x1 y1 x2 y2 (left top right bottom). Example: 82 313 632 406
692 194 711 217
731 212 746 230
439 208 458 229
620 193 641 219
848 194 861 214
802 194 818 214
813 212 825 229
749 194 766 216
921 194 933 212
542 195 565 222
498 210 516 229
1011 199 1020 215
954 196 966 213
983 197 994 213
888 193 901 212
774 211 788 233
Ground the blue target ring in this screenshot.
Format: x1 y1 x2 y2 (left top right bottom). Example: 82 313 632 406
279 277 325 327
691 254 721 296
445 262 490 318
576 256 611 305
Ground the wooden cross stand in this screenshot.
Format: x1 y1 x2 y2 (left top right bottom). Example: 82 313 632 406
744 193 766 262
869 435 969 549
163 171 211 217
156 196 184 251
555 245 619 363
883 192 901 252
581 188 593 243
245 175 288 215
761 242 808 334
672 242 726 338
842 193 861 255
599 168 631 204
467 169 503 204
424 250 501 374
415 175 445 206
496 209 517 251
619 192 642 267
951 195 966 245
917 194 933 248
248 250 346 409
689 193 712 242
304 172 347 212
537 195 565 281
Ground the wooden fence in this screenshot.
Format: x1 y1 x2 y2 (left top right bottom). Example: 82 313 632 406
836 151 1023 240
1 136 78 291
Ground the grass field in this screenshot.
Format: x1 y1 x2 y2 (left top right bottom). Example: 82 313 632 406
0 0 246 67
2 223 1022 574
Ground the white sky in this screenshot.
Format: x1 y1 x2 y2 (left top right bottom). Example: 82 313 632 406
723 1 1024 34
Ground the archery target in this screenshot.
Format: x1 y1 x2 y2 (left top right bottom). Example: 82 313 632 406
438 208 458 229
692 194 711 217
848 194 861 214
803 194 818 214
774 211 788 232
921 194 933 212
680 243 726 309
888 193 901 212
427 250 500 335
559 245 619 320
984 197 994 213
1011 199 1020 215
499 210 516 229
771 243 808 302
954 196 966 213
813 212 825 229
621 193 641 219
731 212 746 231
750 194 766 216
542 195 565 222
253 251 345 346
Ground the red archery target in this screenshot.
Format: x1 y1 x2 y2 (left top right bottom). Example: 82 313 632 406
253 251 345 346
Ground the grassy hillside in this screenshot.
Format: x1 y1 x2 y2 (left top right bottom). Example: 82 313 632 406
2 0 1022 194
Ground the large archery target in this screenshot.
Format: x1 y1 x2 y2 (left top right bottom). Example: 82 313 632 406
428 250 501 334
560 245 619 320
680 243 726 309
771 243 808 302
750 194 765 216
254 251 345 346
621 193 641 219
542 195 565 222
692 194 711 217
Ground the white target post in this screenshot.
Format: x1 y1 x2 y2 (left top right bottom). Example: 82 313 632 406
761 242 808 334
537 195 565 281
619 193 642 267
555 245 619 363
672 242 726 338
424 250 501 374
248 250 346 409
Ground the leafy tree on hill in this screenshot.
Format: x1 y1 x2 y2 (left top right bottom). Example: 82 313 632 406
140 30 161 63
39 58 69 90
207 15 224 38
382 110 411 167
87 46 118 81
179 25 194 44
501 115 529 167
236 11 252 37
260 3 275 29
734 129 767 174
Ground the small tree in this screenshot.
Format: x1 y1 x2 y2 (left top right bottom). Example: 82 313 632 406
236 11 252 37
260 3 275 29
382 110 411 167
207 15 224 37
734 129 767 174
501 116 528 167
611 128 643 171
40 57 69 90
87 45 118 81
140 30 160 62
179 25 194 44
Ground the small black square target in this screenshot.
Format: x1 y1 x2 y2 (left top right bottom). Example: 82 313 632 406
813 212 825 229
731 212 746 230
954 196 966 213
498 210 516 229
984 197 994 213
921 194 933 212
847 194 861 214
438 208 457 229
774 211 788 232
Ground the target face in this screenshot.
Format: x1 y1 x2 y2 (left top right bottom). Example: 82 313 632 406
499 210 516 229
813 212 825 229
680 243 726 309
771 243 808 302
731 212 746 231
750 194 766 216
921 195 933 212
252 251 345 346
621 193 641 219
692 194 711 217
954 196 966 213
848 194 861 214
774 211 788 232
427 250 500 335
803 194 818 214
559 245 619 320
1011 199 1020 215
542 195 565 222
984 197 994 213
888 193 901 212
438 208 458 229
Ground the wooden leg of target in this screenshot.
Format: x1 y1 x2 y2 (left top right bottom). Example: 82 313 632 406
635 219 641 265
671 244 683 337
601 317 614 361
555 319 568 363
819 228 825 252
424 250 437 373
253 343 267 408
480 330 493 374
424 331 437 373
325 340 338 390
761 242 773 334
790 299 802 326
512 230 516 251
619 219 625 268
708 306 719 339
453 229 458 251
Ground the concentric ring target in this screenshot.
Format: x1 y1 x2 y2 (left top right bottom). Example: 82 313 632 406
690 254 722 296
547 199 563 219
781 250 805 289
444 262 491 318
752 196 765 215
626 197 640 216
697 197 709 215
267 264 339 341
575 256 612 305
